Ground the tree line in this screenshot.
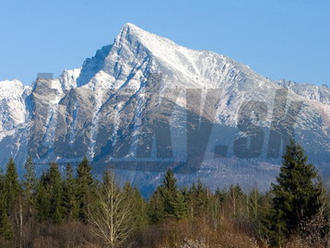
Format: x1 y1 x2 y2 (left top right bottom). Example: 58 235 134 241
0 140 329 247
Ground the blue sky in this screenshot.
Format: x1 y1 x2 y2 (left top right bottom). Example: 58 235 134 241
0 0 329 86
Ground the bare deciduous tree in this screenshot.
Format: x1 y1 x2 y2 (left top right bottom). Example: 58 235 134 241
88 171 133 248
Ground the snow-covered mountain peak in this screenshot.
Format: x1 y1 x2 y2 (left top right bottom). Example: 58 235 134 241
116 23 179 49
116 23 200 65
113 23 275 91
60 68 81 91
0 80 30 135
0 79 24 91
77 23 265 91
0 79 31 102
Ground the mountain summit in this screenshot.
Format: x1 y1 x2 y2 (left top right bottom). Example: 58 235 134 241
0 23 329 191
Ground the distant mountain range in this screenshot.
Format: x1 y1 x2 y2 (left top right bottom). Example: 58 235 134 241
0 23 329 193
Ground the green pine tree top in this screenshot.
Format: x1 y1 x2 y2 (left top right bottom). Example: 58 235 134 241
269 140 325 246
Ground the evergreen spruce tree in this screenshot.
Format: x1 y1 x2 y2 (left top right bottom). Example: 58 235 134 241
269 140 327 246
0 171 13 240
148 188 166 223
160 169 178 218
23 157 36 194
4 158 21 211
172 190 188 220
35 174 50 222
0 158 21 241
0 210 13 240
63 163 79 220
182 187 192 217
35 163 64 223
148 169 180 223
47 163 64 223
189 180 209 217
163 168 177 193
76 157 93 221
123 183 149 231
151 169 189 220
23 157 37 216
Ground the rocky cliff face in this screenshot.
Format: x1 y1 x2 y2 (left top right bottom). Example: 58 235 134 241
0 23 329 192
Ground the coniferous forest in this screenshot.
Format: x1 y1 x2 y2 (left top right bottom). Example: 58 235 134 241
0 140 329 248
